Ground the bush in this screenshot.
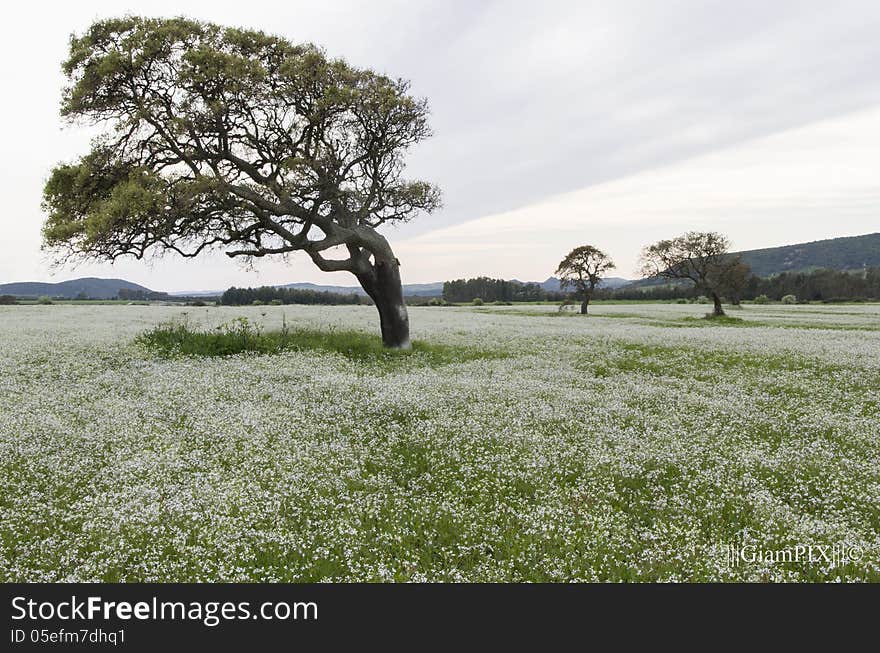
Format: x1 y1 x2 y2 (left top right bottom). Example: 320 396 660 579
472 297 483 306
675 298 687 304
695 295 709 304
781 294 797 305
269 299 283 306
753 294 769 304
251 299 264 306
37 296 53 305
0 295 16 305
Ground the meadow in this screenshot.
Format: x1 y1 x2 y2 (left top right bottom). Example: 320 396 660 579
1 302 878 581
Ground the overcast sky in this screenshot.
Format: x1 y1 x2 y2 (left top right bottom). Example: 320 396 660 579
2 0 879 290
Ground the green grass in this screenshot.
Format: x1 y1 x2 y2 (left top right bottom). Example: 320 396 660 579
680 314 746 326
136 317 502 367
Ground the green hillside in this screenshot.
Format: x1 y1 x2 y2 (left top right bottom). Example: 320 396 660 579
0 277 155 299
737 233 880 276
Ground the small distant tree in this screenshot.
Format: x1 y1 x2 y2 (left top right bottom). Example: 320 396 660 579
639 232 740 317
555 245 615 314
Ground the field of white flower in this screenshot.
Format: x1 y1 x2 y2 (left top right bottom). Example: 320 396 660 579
1 302 878 581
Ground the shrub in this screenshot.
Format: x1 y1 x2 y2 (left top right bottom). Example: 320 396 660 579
753 294 769 304
675 298 687 304
269 299 283 306
781 294 797 305
472 297 483 306
37 296 53 305
136 317 499 365
251 299 264 306
695 295 709 304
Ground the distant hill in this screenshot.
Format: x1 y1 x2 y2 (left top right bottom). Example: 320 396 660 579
737 233 880 276
626 232 880 288
9 234 874 299
537 276 631 291
0 277 157 299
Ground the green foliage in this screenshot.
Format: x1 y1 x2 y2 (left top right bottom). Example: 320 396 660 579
222 285 361 306
0 295 16 305
443 277 564 303
136 318 501 366
754 294 769 304
781 294 797 305
37 296 53 305
472 297 484 306
41 14 441 307
555 245 615 299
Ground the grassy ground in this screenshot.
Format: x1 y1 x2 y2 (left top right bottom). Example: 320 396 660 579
1 303 878 581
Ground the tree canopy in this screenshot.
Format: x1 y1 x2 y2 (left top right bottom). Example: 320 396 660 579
639 231 744 316
42 16 440 347
555 245 615 314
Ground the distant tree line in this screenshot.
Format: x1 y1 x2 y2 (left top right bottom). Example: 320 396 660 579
221 286 364 306
443 277 567 303
747 267 880 302
118 288 171 301
442 267 880 305
603 267 880 302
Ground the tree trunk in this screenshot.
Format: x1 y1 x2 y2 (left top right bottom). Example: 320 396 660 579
357 255 411 349
580 298 589 315
711 291 725 317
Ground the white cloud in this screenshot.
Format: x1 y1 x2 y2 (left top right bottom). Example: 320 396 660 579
1 0 879 290
395 106 880 281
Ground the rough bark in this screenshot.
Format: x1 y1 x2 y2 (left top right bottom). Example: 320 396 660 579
357 254 411 349
711 291 725 317
580 298 589 315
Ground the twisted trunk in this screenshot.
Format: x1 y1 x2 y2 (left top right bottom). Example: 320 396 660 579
357 251 411 349
580 282 596 315
711 291 725 317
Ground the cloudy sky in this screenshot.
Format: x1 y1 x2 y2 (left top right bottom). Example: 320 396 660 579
2 0 879 290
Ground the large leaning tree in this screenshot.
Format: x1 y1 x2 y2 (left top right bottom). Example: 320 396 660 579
555 245 615 315
639 231 743 317
41 17 441 348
